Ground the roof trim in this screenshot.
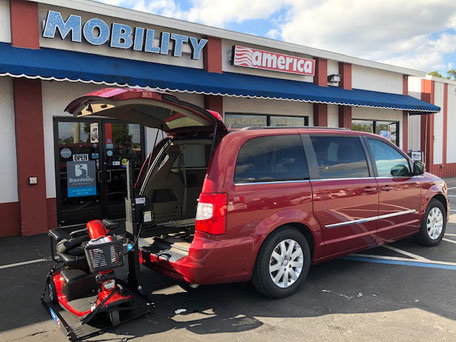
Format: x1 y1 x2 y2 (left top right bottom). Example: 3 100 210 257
31 0 427 77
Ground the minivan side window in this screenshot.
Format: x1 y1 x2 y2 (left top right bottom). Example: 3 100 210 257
367 138 410 177
310 136 369 179
235 135 309 183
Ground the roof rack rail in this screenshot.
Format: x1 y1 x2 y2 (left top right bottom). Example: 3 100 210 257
240 126 350 130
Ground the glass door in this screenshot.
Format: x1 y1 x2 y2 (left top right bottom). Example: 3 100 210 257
55 118 145 226
102 121 144 220
56 120 103 226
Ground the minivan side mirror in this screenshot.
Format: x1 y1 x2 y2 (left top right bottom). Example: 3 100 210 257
413 160 425 176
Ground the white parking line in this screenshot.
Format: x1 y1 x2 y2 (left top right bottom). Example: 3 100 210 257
381 244 429 261
443 238 456 245
445 233 456 237
0 258 47 270
447 187 456 191
447 195 456 197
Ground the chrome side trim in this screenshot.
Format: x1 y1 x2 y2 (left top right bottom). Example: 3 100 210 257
377 209 417 220
234 179 310 186
325 209 417 229
311 177 375 182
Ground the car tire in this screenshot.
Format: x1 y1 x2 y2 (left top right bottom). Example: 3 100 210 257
109 310 120 326
252 226 311 298
417 199 446 247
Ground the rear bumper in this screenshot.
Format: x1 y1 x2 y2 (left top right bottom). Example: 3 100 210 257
139 231 255 285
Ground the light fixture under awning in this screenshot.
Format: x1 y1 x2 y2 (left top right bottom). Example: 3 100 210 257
0 42 440 114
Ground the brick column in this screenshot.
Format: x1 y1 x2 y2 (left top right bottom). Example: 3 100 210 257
10 0 40 49
10 0 49 235
313 58 328 126
402 75 409 152
421 79 435 171
338 62 352 128
203 36 223 116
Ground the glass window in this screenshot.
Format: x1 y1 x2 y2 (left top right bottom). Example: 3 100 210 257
352 120 374 133
352 119 399 146
270 116 307 127
375 121 398 146
310 136 369 179
368 139 410 177
235 135 308 183
225 114 267 129
172 144 208 168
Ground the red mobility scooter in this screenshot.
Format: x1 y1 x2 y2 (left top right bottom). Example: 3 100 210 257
41 162 153 341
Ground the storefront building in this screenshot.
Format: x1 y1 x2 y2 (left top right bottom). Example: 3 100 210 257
0 0 443 236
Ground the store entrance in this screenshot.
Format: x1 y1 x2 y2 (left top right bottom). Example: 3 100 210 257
54 118 145 227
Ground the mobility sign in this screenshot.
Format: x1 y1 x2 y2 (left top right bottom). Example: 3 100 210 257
67 160 97 198
233 45 315 76
42 11 208 60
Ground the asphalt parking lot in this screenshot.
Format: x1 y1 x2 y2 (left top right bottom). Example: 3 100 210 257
1 179 456 342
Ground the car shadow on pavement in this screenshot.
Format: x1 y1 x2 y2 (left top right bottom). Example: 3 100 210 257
1 233 456 340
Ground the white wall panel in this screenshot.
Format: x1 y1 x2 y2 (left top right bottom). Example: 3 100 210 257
408 115 421 152
223 97 314 126
327 104 338 127
0 0 10 43
42 81 103 198
447 85 456 163
0 77 18 203
327 60 339 76
352 65 403 94
433 82 444 165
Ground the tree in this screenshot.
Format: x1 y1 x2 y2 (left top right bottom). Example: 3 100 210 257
447 69 456 81
428 71 443 78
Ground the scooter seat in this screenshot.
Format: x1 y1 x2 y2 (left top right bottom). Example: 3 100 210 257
56 235 90 269
57 251 89 270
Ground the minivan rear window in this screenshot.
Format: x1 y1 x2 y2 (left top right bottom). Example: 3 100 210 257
234 135 309 183
310 136 369 179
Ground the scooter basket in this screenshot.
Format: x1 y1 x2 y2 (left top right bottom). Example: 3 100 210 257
83 236 124 272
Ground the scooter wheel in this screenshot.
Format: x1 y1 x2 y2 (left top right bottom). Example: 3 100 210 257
109 310 120 326
48 278 58 305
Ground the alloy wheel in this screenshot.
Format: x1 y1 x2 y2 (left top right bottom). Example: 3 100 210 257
269 239 304 288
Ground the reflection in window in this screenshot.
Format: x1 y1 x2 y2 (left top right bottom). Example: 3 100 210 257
225 114 267 128
352 119 399 146
235 135 309 183
368 139 410 177
310 136 369 179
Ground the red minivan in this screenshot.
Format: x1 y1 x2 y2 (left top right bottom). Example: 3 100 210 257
67 88 449 298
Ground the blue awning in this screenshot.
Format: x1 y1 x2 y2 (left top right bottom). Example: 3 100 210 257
0 42 439 113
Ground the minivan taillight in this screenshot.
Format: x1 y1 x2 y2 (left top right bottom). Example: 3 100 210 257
195 193 228 235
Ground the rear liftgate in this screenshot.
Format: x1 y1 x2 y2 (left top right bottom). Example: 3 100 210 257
41 161 154 342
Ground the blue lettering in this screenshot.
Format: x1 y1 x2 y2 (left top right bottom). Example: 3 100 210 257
133 27 145 51
110 23 133 49
42 10 81 42
189 37 208 60
170 33 188 57
160 32 170 55
83 18 110 46
144 29 160 53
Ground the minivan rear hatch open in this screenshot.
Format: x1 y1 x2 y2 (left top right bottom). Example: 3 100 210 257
65 88 227 136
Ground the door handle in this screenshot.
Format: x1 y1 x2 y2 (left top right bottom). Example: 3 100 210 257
364 186 377 193
106 170 112 183
381 185 393 191
97 170 102 182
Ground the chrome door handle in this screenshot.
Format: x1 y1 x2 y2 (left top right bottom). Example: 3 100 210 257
364 186 377 193
106 170 112 183
97 170 102 182
381 185 393 191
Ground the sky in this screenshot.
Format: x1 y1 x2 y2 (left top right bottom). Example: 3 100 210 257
95 0 456 76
